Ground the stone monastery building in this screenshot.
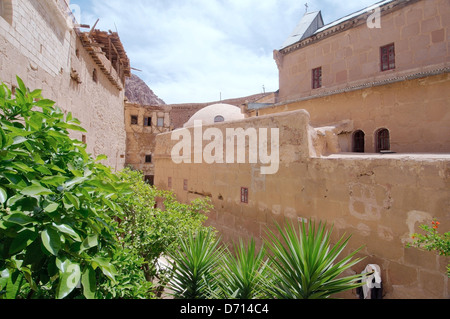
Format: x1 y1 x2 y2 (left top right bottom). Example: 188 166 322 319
0 0 130 170
153 0 450 299
0 0 449 299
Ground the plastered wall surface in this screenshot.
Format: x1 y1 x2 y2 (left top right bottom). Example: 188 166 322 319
276 0 450 103
125 103 171 176
252 73 450 153
154 110 450 299
0 0 126 170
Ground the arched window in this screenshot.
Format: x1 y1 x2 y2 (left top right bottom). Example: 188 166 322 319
376 128 390 153
214 115 225 123
353 130 365 153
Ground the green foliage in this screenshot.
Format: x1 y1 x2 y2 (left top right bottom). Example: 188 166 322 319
264 220 367 299
114 168 213 296
408 219 450 277
0 77 129 299
97 247 154 299
168 228 224 299
168 220 367 300
218 239 269 299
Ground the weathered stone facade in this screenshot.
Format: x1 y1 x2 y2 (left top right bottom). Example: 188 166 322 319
0 0 129 170
124 93 273 179
124 102 172 181
154 110 450 299
260 0 450 154
153 0 450 299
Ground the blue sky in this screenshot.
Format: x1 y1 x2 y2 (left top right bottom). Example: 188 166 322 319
70 0 384 104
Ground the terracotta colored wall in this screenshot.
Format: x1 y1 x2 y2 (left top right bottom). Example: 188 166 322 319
154 110 450 299
253 73 450 153
276 0 449 103
0 0 127 170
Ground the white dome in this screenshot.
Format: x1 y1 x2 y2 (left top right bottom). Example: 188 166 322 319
184 103 245 127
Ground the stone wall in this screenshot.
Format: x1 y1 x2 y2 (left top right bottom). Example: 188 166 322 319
0 0 127 170
276 0 449 103
154 109 450 299
125 102 171 177
250 72 450 153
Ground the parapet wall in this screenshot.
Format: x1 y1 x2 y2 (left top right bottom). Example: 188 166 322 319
154 109 450 299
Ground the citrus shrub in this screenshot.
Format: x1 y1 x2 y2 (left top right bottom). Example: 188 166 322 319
0 77 131 299
114 168 213 297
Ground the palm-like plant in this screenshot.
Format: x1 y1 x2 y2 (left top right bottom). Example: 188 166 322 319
168 228 224 299
218 239 270 299
264 220 367 299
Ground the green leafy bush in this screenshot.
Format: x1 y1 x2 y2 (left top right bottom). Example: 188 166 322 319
0 77 129 299
408 219 450 277
114 168 213 296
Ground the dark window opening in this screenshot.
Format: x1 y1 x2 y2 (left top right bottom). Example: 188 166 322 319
376 128 391 152
353 130 365 153
214 115 225 123
145 175 154 186
82 135 87 145
145 155 152 163
312 67 322 89
183 179 188 191
381 43 395 71
241 187 249 204
144 117 152 127
93 69 98 83
131 115 138 125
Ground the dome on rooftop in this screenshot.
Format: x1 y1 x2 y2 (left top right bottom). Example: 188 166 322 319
183 103 245 128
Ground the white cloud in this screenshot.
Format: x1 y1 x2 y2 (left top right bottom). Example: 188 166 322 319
72 0 385 104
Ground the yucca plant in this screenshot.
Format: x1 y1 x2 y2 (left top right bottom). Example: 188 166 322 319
218 239 270 299
168 228 224 299
264 220 367 299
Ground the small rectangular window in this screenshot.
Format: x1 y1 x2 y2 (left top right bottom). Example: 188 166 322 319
381 43 395 71
312 67 322 89
131 115 138 125
241 187 249 204
183 179 188 191
144 117 152 127
145 155 152 163
157 117 164 127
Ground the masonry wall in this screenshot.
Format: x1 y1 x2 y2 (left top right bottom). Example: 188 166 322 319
0 0 126 170
251 72 450 153
154 110 450 299
276 0 449 103
125 103 171 177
